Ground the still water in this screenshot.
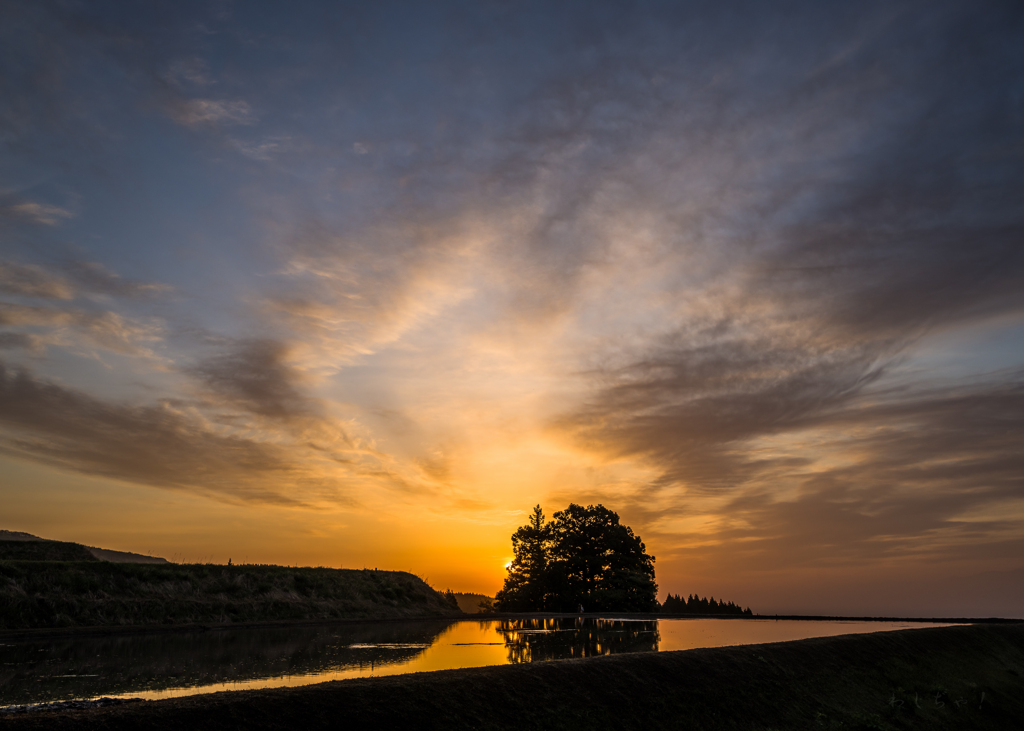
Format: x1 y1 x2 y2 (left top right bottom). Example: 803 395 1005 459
0 618 952 707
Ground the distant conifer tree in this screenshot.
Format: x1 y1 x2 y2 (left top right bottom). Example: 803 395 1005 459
494 505 550 611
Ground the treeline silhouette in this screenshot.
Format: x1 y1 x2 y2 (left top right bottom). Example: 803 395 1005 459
661 593 752 615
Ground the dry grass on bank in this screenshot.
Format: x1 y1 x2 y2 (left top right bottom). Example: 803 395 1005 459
0 562 461 630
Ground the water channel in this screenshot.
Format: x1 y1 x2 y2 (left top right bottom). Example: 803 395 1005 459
0 617 954 707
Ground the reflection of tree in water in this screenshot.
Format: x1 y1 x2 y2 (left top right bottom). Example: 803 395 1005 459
497 618 659 664
0 620 455 707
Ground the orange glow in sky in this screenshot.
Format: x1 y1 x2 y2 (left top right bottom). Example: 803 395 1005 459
1 1 1023 618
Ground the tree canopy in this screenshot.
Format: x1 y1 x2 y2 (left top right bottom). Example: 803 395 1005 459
495 504 658 612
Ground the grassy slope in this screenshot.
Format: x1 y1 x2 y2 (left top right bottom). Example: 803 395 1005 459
2 623 1021 730
0 562 461 630
0 542 98 563
1 534 168 564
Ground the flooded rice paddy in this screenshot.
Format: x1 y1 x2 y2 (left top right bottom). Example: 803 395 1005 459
0 617 954 707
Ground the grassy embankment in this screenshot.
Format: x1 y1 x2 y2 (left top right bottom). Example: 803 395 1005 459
0 557 461 630
0 541 99 563
3 623 1022 730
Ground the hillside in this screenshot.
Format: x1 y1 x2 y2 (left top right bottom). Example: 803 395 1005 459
0 562 462 630
0 541 99 563
0 531 168 564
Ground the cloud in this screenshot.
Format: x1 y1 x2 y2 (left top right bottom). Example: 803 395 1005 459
803 376 1024 503
0 355 430 509
572 371 1024 572
0 260 170 358
165 56 215 87
0 259 168 300
0 302 163 356
0 332 40 351
0 362 351 506
0 201 74 226
230 135 293 161
261 214 485 368
64 261 171 298
232 0 1023 553
560 333 892 489
541 0 1024 499
190 339 313 420
0 261 73 299
167 98 255 127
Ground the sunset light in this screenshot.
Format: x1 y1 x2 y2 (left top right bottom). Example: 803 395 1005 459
1 0 1022 620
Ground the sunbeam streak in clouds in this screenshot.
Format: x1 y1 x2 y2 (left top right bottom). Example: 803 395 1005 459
1 0 1022 616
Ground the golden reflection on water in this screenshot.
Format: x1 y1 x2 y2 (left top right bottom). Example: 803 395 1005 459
98 622 510 702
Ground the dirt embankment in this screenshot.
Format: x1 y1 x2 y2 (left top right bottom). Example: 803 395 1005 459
0 563 461 630
3 623 1022 730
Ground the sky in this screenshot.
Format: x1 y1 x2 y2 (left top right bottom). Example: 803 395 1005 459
1 0 1022 617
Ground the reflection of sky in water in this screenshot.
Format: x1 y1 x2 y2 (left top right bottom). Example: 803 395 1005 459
346 644 430 648
0 619 954 708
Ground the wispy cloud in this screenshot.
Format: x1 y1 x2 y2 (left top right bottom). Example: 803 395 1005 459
0 261 74 299
64 261 171 299
0 201 74 226
0 302 163 356
165 56 215 87
0 362 314 505
168 98 255 127
190 338 313 420
0 332 41 352
230 135 293 161
0 260 169 300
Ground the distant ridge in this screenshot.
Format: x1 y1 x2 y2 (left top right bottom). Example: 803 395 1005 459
0 531 42 541
450 592 494 614
0 529 169 564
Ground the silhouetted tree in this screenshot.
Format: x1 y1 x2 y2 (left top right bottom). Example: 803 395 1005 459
494 505 551 611
495 503 658 612
661 593 685 612
440 588 460 610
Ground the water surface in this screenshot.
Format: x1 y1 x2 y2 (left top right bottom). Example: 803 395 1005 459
0 617 953 707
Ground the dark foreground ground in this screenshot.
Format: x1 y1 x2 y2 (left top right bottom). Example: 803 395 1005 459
3 623 1022 730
